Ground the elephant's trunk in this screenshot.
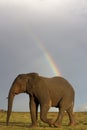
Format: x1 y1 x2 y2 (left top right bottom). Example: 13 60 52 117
6 91 15 125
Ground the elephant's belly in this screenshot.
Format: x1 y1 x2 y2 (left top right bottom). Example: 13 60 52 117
51 101 59 107
51 97 61 107
49 88 64 107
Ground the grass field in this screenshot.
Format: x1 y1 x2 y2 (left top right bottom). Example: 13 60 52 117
0 111 87 130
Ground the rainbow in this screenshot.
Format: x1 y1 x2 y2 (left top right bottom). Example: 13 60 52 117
31 33 61 76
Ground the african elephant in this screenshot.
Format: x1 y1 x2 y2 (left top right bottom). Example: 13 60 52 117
6 72 75 127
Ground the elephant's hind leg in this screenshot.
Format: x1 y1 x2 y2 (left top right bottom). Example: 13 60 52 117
66 106 76 126
54 108 64 127
40 102 53 126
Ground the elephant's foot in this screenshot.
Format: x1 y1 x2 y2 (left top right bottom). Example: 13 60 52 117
48 119 54 127
53 121 61 127
48 120 61 127
68 121 76 126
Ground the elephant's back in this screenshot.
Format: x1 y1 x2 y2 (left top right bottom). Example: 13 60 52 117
45 76 73 87
43 76 74 96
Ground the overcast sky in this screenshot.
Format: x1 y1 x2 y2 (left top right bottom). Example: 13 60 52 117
0 0 87 112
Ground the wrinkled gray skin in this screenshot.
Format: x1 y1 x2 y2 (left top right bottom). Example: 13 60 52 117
6 73 75 127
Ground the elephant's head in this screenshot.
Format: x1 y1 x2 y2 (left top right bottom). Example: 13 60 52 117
6 72 39 125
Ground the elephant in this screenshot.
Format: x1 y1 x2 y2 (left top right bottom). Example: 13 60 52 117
6 72 75 127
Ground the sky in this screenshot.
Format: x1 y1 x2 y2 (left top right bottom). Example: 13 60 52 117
0 0 87 112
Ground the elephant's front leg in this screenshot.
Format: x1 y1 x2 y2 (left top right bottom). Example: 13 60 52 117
29 96 38 127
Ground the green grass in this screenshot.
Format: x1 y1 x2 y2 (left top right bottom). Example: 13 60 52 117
0 111 87 130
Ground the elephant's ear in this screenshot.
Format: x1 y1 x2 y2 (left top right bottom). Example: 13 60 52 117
26 73 40 95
